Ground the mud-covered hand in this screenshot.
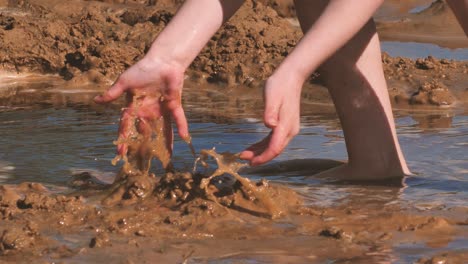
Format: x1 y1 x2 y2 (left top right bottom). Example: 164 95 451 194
94 57 188 157
91 0 246 158
240 73 302 166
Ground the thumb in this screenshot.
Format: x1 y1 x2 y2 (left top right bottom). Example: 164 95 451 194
94 78 126 104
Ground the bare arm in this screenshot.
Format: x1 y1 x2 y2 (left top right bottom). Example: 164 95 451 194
147 0 245 69
241 0 385 165
95 0 244 157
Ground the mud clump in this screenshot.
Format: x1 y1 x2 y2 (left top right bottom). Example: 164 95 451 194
0 14 15 30
415 57 436 70
0 226 37 254
153 149 300 219
382 53 466 107
89 232 110 248
98 93 296 218
410 81 455 106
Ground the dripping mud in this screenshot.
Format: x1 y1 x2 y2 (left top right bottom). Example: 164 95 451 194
98 94 292 219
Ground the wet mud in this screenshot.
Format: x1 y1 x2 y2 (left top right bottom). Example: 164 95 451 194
0 0 467 263
1 176 467 263
99 94 294 219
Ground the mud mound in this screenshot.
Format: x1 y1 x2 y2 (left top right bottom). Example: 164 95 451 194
0 0 300 87
191 0 300 86
0 153 303 260
382 53 467 107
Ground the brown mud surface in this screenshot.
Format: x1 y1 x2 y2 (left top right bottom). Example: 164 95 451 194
1 0 468 263
0 0 467 109
1 174 468 263
1 161 467 263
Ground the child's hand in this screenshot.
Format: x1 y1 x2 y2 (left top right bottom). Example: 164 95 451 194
94 57 189 157
240 72 303 166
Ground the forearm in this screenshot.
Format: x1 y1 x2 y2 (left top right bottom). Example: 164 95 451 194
276 0 384 82
146 0 245 69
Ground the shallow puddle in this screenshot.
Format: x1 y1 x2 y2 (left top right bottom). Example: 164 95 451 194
1 92 466 209
0 85 467 262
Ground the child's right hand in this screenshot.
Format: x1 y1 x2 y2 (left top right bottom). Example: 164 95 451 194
94 56 189 158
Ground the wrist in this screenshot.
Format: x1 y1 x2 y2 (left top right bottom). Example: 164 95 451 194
270 63 307 90
142 50 187 76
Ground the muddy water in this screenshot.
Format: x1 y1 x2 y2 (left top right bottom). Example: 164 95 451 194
0 85 467 262
2 98 466 209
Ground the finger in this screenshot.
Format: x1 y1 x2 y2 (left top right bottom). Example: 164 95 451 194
116 108 133 156
171 106 189 140
263 87 281 128
94 78 127 104
163 113 173 155
117 143 128 157
161 76 189 140
250 126 289 166
239 133 272 160
137 117 152 138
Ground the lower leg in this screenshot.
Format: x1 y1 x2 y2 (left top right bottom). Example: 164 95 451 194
327 34 410 180
447 0 468 36
322 22 410 180
295 1 410 180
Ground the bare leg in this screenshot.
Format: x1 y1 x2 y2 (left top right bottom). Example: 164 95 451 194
295 0 411 180
447 0 468 36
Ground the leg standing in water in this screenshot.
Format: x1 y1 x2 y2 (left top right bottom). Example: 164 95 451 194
240 0 410 180
297 0 411 180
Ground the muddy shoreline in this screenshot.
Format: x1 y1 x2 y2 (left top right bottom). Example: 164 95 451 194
1 0 467 263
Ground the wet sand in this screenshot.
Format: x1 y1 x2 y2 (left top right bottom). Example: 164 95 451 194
1 0 467 263
1 162 467 263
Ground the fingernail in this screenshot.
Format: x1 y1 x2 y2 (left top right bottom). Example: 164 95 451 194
266 118 277 127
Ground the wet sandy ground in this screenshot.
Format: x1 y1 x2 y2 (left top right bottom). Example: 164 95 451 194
0 158 467 263
0 0 467 263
